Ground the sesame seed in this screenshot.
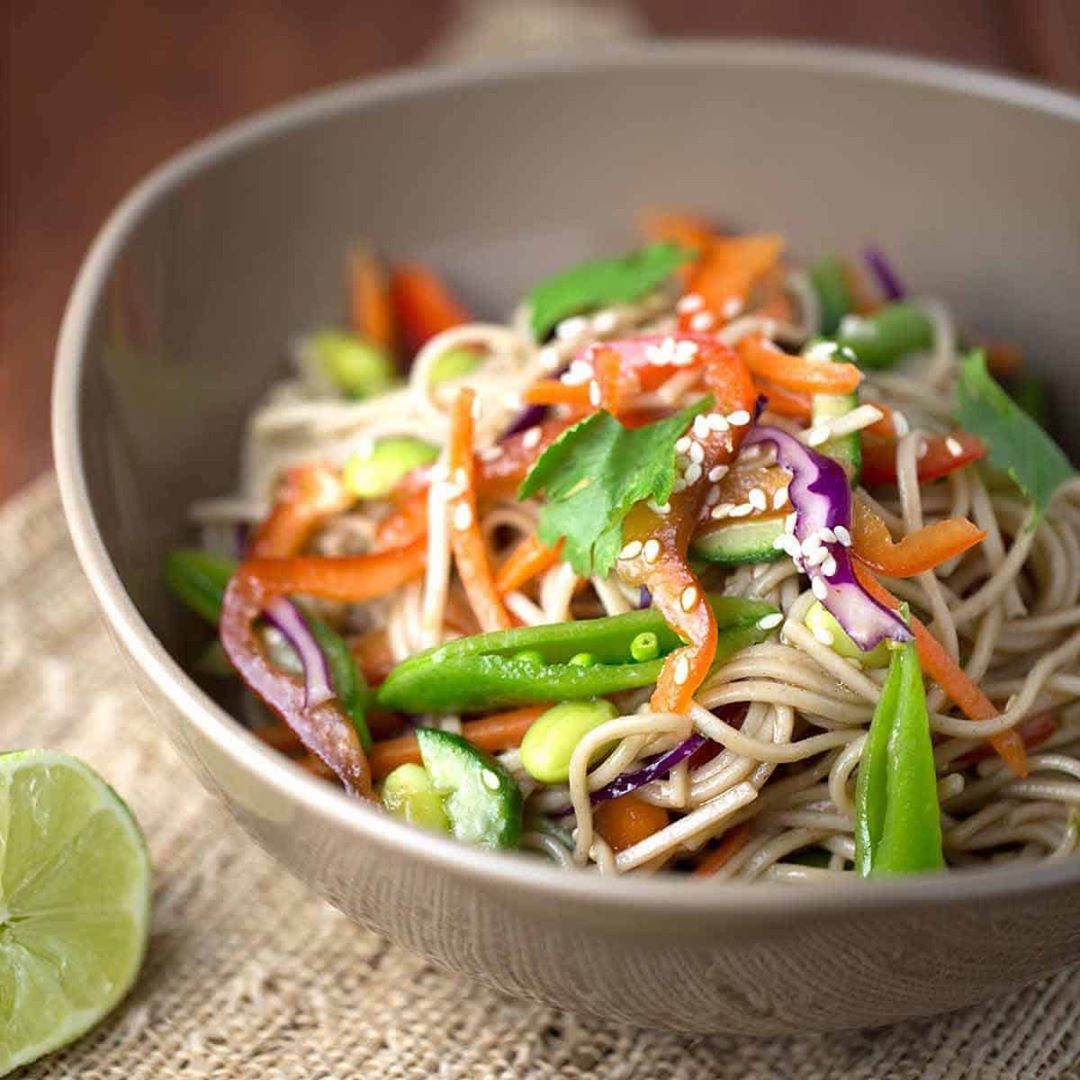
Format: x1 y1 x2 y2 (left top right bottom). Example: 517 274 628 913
892 410 910 437
711 504 733 520
648 500 671 515
818 527 836 544
643 539 661 563
805 547 829 567
689 441 705 464
479 445 504 462
833 524 852 547
676 293 705 314
821 556 838 577
522 427 542 450
685 462 703 485
673 341 699 366
729 502 754 518
708 464 729 482
555 315 589 341
801 533 823 555
588 381 602 407
772 486 790 510
671 478 688 493
453 467 468 488
619 540 643 560
806 426 830 447
690 311 715 332
430 462 450 483
804 340 839 361
785 513 798 533
748 488 767 512
772 535 788 551
675 436 692 454
563 360 593 386
727 410 751 427
537 345 561 372
946 436 964 457
673 656 690 685
680 586 698 611
812 625 835 646
811 576 829 601
592 310 619 334
453 503 473 531
693 415 711 440
721 297 743 320
706 486 721 506
757 612 784 631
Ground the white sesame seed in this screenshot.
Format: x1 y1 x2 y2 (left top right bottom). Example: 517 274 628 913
804 340 839 361
522 427 542 450
748 488 767 512
785 513 798 533
821 556 838 578
690 311 716 332
673 341 699 366
707 464 729 482
805 547 829 568
818 526 836 544
806 426 830 447
479 445 504 462
729 502 754 518
643 539 661 563
689 441 705 464
685 462 703 485
812 625 835 646
675 436 692 454
588 381 602 407
453 502 473 531
648 500 671 515
711 504 732 520
430 462 450 482
802 533 823 555
619 540 643 560
772 486 790 510
693 415 711 440
721 296 743 320
811 576 829 601
945 436 964 458
671 478 688 493
833 524 852 547
779 535 802 558
676 292 705 314
591 310 619 334
772 535 788 551
681 586 699 611
537 345 561 372
453 467 468 488
757 612 784 631
727 410 751 427
673 656 690 685
706 485 721 506
555 315 589 341
707 415 729 436
891 410 910 437
563 359 593 386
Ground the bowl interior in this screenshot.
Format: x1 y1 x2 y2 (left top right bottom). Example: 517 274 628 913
68 42 1080 796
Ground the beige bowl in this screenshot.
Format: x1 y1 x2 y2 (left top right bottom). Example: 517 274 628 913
53 43 1080 1034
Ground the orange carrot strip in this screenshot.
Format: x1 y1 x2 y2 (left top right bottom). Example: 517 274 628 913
639 207 716 256
864 401 897 438
522 380 591 408
852 501 986 578
390 264 471 355
852 564 1027 776
678 233 784 328
250 464 352 559
594 794 670 854
447 388 511 632
369 706 547 781
347 246 395 352
495 535 564 595
694 822 752 877
737 334 862 395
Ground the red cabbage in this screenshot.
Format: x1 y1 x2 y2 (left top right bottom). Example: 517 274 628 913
263 597 335 707
864 246 905 301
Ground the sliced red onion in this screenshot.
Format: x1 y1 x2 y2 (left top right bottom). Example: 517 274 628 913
556 734 706 815
863 246 905 301
263 597 335 707
502 402 550 438
743 425 912 651
638 586 652 609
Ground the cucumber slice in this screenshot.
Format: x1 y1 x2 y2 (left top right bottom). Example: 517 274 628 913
416 729 522 849
381 763 451 833
812 389 861 483
690 517 785 565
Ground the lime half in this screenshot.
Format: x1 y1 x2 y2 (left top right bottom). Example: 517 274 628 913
0 751 151 1074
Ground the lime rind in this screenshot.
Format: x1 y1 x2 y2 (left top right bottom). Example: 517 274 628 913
0 750 151 1075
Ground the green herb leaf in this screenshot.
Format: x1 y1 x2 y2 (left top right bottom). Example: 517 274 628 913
526 242 695 340
519 396 712 576
957 351 1075 523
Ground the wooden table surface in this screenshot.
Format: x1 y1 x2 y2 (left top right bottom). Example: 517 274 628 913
4 0 1078 499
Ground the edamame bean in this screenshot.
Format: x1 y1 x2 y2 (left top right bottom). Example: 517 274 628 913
381 763 451 833
568 652 597 668
343 438 439 499
805 601 891 668
428 346 482 386
514 649 545 665
520 699 618 784
303 329 397 398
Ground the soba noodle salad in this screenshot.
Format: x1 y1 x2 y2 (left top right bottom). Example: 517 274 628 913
167 213 1080 881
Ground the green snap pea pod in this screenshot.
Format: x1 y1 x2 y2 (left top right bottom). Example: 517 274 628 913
808 255 853 336
833 302 934 370
854 640 944 877
164 549 236 624
376 595 778 713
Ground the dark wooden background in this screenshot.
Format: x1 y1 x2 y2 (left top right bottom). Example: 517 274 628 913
4 1 1078 499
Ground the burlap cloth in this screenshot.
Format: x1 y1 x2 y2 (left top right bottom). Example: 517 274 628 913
3 474 1077 1079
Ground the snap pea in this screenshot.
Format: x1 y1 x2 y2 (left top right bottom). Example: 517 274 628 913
833 303 934 370
377 595 778 713
808 255 852 336
164 549 237 624
629 632 659 662
854 639 944 877
520 699 618 784
343 437 439 499
302 329 397 399
381 763 452 833
428 346 482 386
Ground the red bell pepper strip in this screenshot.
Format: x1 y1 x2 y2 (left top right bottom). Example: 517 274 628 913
616 340 758 712
851 501 986 578
860 431 985 485
347 246 395 353
250 464 352 559
677 234 783 330
737 334 862 396
390 264 471 355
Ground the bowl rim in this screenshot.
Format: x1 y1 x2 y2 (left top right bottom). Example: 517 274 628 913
53 39 1080 919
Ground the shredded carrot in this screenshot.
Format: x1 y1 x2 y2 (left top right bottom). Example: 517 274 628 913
369 706 547 780
737 334 862 396
853 564 1027 776
954 710 1057 770
639 207 716 256
594 794 670 853
496 534 563 594
347 246 395 352
864 401 898 438
522 380 591 409
593 345 634 417
250 464 352 559
679 233 784 328
693 822 752 876
447 388 511 632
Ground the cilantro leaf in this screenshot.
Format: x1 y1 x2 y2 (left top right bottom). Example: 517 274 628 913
957 350 1075 523
526 242 696 340
519 396 713 576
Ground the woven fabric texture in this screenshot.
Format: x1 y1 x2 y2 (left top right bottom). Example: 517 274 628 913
4 476 1080 1078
